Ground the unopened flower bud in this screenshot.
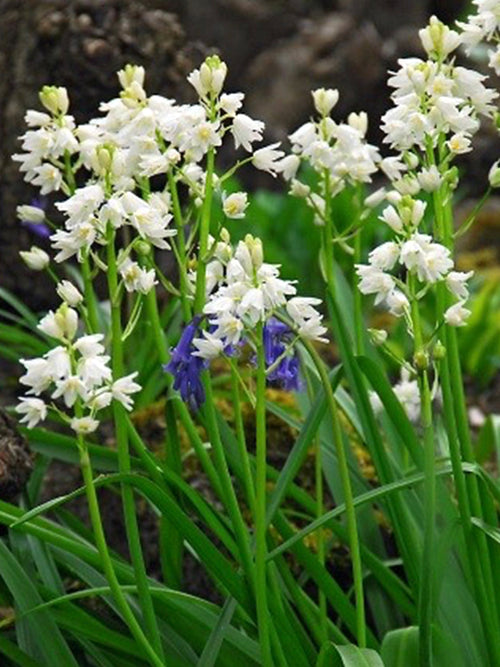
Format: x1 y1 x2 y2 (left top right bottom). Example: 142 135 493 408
348 111 368 135
290 179 310 198
444 166 459 191
117 64 145 90
386 190 402 206
364 187 386 209
57 280 83 306
120 80 147 108
244 234 263 270
96 145 114 173
189 55 227 98
17 205 45 224
414 349 429 371
405 152 419 170
20 246 49 270
135 240 151 256
220 227 231 244
39 86 69 115
165 148 181 165
312 88 339 117
419 15 461 59
489 161 500 188
433 341 446 361
38 303 78 341
368 328 388 346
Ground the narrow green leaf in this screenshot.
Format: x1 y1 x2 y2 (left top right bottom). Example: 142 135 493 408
475 415 500 464
380 626 465 667
0 634 40 667
0 287 39 329
316 642 384 666
357 356 422 467
0 540 78 667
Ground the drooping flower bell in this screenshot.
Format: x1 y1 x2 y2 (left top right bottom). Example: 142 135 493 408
163 317 208 409
262 318 301 391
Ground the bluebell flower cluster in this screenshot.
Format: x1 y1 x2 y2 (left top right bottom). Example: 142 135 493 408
165 316 301 409
163 317 208 410
263 318 301 391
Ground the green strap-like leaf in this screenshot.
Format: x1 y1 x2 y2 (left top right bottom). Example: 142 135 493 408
0 540 78 667
316 642 384 667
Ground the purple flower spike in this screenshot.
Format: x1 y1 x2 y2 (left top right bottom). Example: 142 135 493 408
262 318 301 392
163 317 208 409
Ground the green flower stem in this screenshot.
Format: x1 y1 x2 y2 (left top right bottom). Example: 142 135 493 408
303 339 366 648
106 230 164 658
230 360 256 513
167 170 192 322
353 230 364 355
81 254 99 334
194 145 215 314
254 322 273 666
77 437 164 667
408 273 436 667
417 370 435 667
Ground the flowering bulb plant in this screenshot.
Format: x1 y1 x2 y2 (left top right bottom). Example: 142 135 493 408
1 8 500 667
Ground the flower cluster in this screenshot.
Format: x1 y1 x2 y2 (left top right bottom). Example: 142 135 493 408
458 1 500 74
14 57 290 296
198 233 327 348
165 233 326 407
356 195 473 326
15 304 141 433
381 16 497 156
13 86 78 195
279 88 380 224
51 187 176 264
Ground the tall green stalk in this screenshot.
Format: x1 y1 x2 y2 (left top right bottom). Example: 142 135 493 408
167 171 192 322
194 106 216 315
408 272 436 666
417 370 435 667
254 322 273 665
81 253 99 334
106 229 164 658
353 230 365 355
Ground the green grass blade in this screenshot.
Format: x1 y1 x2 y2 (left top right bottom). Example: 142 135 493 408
0 634 40 667
317 642 384 667
0 540 78 667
